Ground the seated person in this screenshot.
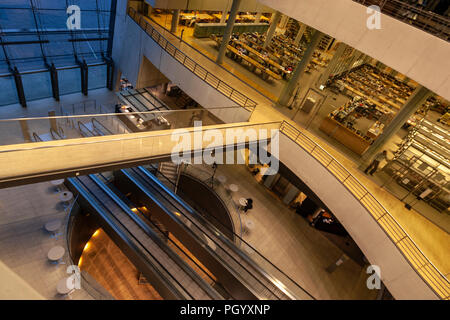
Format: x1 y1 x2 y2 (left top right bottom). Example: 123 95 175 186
243 198 253 212
251 167 260 176
188 17 197 27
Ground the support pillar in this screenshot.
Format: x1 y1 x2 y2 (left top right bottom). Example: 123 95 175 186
216 0 242 65
48 110 57 133
278 30 324 106
106 58 115 91
361 86 432 164
293 23 307 46
263 11 282 48
19 119 31 142
255 12 262 23
170 9 180 33
220 11 227 23
79 60 88 96
12 67 26 108
49 63 60 101
318 42 347 86
279 15 289 30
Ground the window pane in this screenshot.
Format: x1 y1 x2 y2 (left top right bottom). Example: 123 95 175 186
58 67 82 95
0 76 19 107
88 64 107 90
22 72 53 101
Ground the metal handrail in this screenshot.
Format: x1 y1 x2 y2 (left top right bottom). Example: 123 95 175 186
127 7 257 111
279 120 450 300
354 0 450 42
32 132 42 142
149 163 315 299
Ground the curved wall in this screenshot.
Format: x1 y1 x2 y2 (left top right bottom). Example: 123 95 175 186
276 132 440 299
177 174 235 240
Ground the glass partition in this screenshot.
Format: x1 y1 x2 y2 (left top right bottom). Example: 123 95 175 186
0 76 19 107
0 107 244 146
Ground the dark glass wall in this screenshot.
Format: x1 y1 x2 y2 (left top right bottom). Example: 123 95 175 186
0 0 115 106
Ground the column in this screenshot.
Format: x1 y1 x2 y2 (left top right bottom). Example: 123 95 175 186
220 11 227 23
317 42 347 86
255 11 262 23
361 86 432 163
48 110 58 133
279 15 289 30
216 0 242 65
170 9 180 33
293 23 307 46
278 30 324 106
12 67 26 108
390 69 398 77
19 120 31 142
263 11 282 48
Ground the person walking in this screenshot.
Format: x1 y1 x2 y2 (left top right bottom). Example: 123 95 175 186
364 150 388 175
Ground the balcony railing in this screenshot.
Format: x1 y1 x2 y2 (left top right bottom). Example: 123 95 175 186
279 120 449 300
354 0 450 42
128 7 257 112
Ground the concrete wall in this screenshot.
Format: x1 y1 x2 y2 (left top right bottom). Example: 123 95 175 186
258 0 450 101
146 0 274 13
277 132 439 300
112 8 251 123
137 56 170 89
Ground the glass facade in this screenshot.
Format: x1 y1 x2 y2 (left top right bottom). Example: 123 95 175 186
0 0 114 106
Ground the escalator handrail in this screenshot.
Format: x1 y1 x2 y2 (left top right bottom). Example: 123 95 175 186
68 176 192 300
143 165 315 300
77 121 95 137
50 127 63 140
88 174 223 300
76 123 225 299
32 132 43 142
92 118 113 136
95 172 228 298
126 167 287 300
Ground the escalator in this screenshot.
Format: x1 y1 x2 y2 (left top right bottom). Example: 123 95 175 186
68 174 223 300
69 119 224 300
77 118 309 300
120 166 299 300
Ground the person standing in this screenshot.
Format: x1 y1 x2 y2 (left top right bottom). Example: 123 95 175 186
180 28 185 42
364 150 388 175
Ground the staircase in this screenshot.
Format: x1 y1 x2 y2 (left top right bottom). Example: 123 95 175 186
157 162 181 192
